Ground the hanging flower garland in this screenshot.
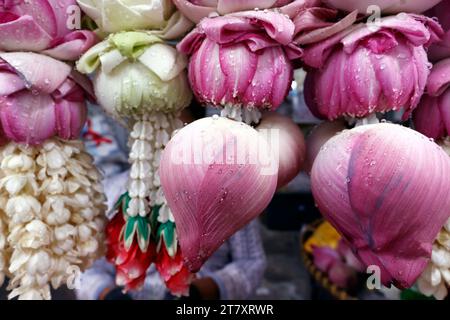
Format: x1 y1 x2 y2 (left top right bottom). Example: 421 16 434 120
300 1 450 299
0 0 106 300
157 6 308 275
76 0 194 295
0 52 106 300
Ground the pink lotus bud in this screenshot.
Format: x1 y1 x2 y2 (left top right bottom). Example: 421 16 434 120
256 112 305 188
427 0 450 61
0 0 97 60
304 120 347 174
323 0 442 14
303 14 441 120
311 123 450 289
413 58 450 140
177 11 302 111
173 0 317 23
160 117 277 272
0 52 93 145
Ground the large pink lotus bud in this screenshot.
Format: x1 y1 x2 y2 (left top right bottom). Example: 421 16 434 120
427 0 450 61
256 112 305 188
160 116 277 272
173 0 318 23
323 0 442 14
177 11 302 117
303 14 442 120
0 52 93 145
311 123 450 289
0 0 97 60
414 58 450 140
304 120 347 174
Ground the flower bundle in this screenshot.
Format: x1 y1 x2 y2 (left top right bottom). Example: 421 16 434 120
155 2 311 275
0 1 105 299
299 1 450 299
76 0 194 295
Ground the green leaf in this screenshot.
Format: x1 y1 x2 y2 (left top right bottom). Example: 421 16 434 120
121 193 131 214
150 205 161 230
136 217 151 252
114 192 128 211
124 217 137 250
158 222 176 251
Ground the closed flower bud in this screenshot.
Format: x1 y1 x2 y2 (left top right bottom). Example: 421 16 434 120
177 11 302 113
304 14 441 120
160 117 277 272
427 0 450 61
77 32 192 120
311 123 450 289
0 52 93 145
413 58 450 140
0 0 97 60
